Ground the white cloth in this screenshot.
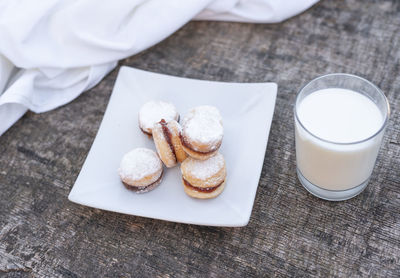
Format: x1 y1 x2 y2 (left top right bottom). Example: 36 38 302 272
0 0 318 136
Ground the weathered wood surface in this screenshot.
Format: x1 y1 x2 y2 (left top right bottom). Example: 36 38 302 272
1 0 400 277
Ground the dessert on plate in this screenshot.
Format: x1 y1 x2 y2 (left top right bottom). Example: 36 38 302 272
180 105 223 160
138 101 179 136
180 152 226 199
122 101 226 198
153 119 187 168
118 148 163 193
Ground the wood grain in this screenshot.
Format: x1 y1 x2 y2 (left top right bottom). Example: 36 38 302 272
1 0 399 277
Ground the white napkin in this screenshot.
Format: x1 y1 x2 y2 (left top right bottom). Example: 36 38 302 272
0 0 318 136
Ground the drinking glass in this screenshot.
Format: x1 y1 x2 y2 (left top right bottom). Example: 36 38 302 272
294 73 390 201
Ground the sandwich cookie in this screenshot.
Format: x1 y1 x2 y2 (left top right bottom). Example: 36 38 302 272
138 101 179 136
180 152 226 199
118 148 163 193
153 119 187 168
180 105 223 160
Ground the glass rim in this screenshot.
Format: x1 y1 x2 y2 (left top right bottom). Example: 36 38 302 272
294 73 391 145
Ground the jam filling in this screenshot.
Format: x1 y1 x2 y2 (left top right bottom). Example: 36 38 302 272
183 178 224 193
179 134 220 155
140 127 152 138
123 170 163 192
160 119 177 162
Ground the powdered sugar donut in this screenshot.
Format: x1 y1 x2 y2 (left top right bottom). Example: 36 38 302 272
138 101 179 136
180 152 226 199
180 105 223 160
118 148 163 193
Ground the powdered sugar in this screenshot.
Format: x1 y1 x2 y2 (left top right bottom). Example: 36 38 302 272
182 153 225 180
182 106 223 149
169 120 182 133
119 148 162 181
139 101 179 133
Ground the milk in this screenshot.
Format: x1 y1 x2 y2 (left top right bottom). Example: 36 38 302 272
295 88 384 190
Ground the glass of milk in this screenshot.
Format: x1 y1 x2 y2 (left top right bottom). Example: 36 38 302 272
294 73 390 201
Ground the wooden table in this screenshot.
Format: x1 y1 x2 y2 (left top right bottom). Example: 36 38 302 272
1 1 399 277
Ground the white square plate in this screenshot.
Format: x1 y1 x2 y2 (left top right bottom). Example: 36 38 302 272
68 66 277 227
